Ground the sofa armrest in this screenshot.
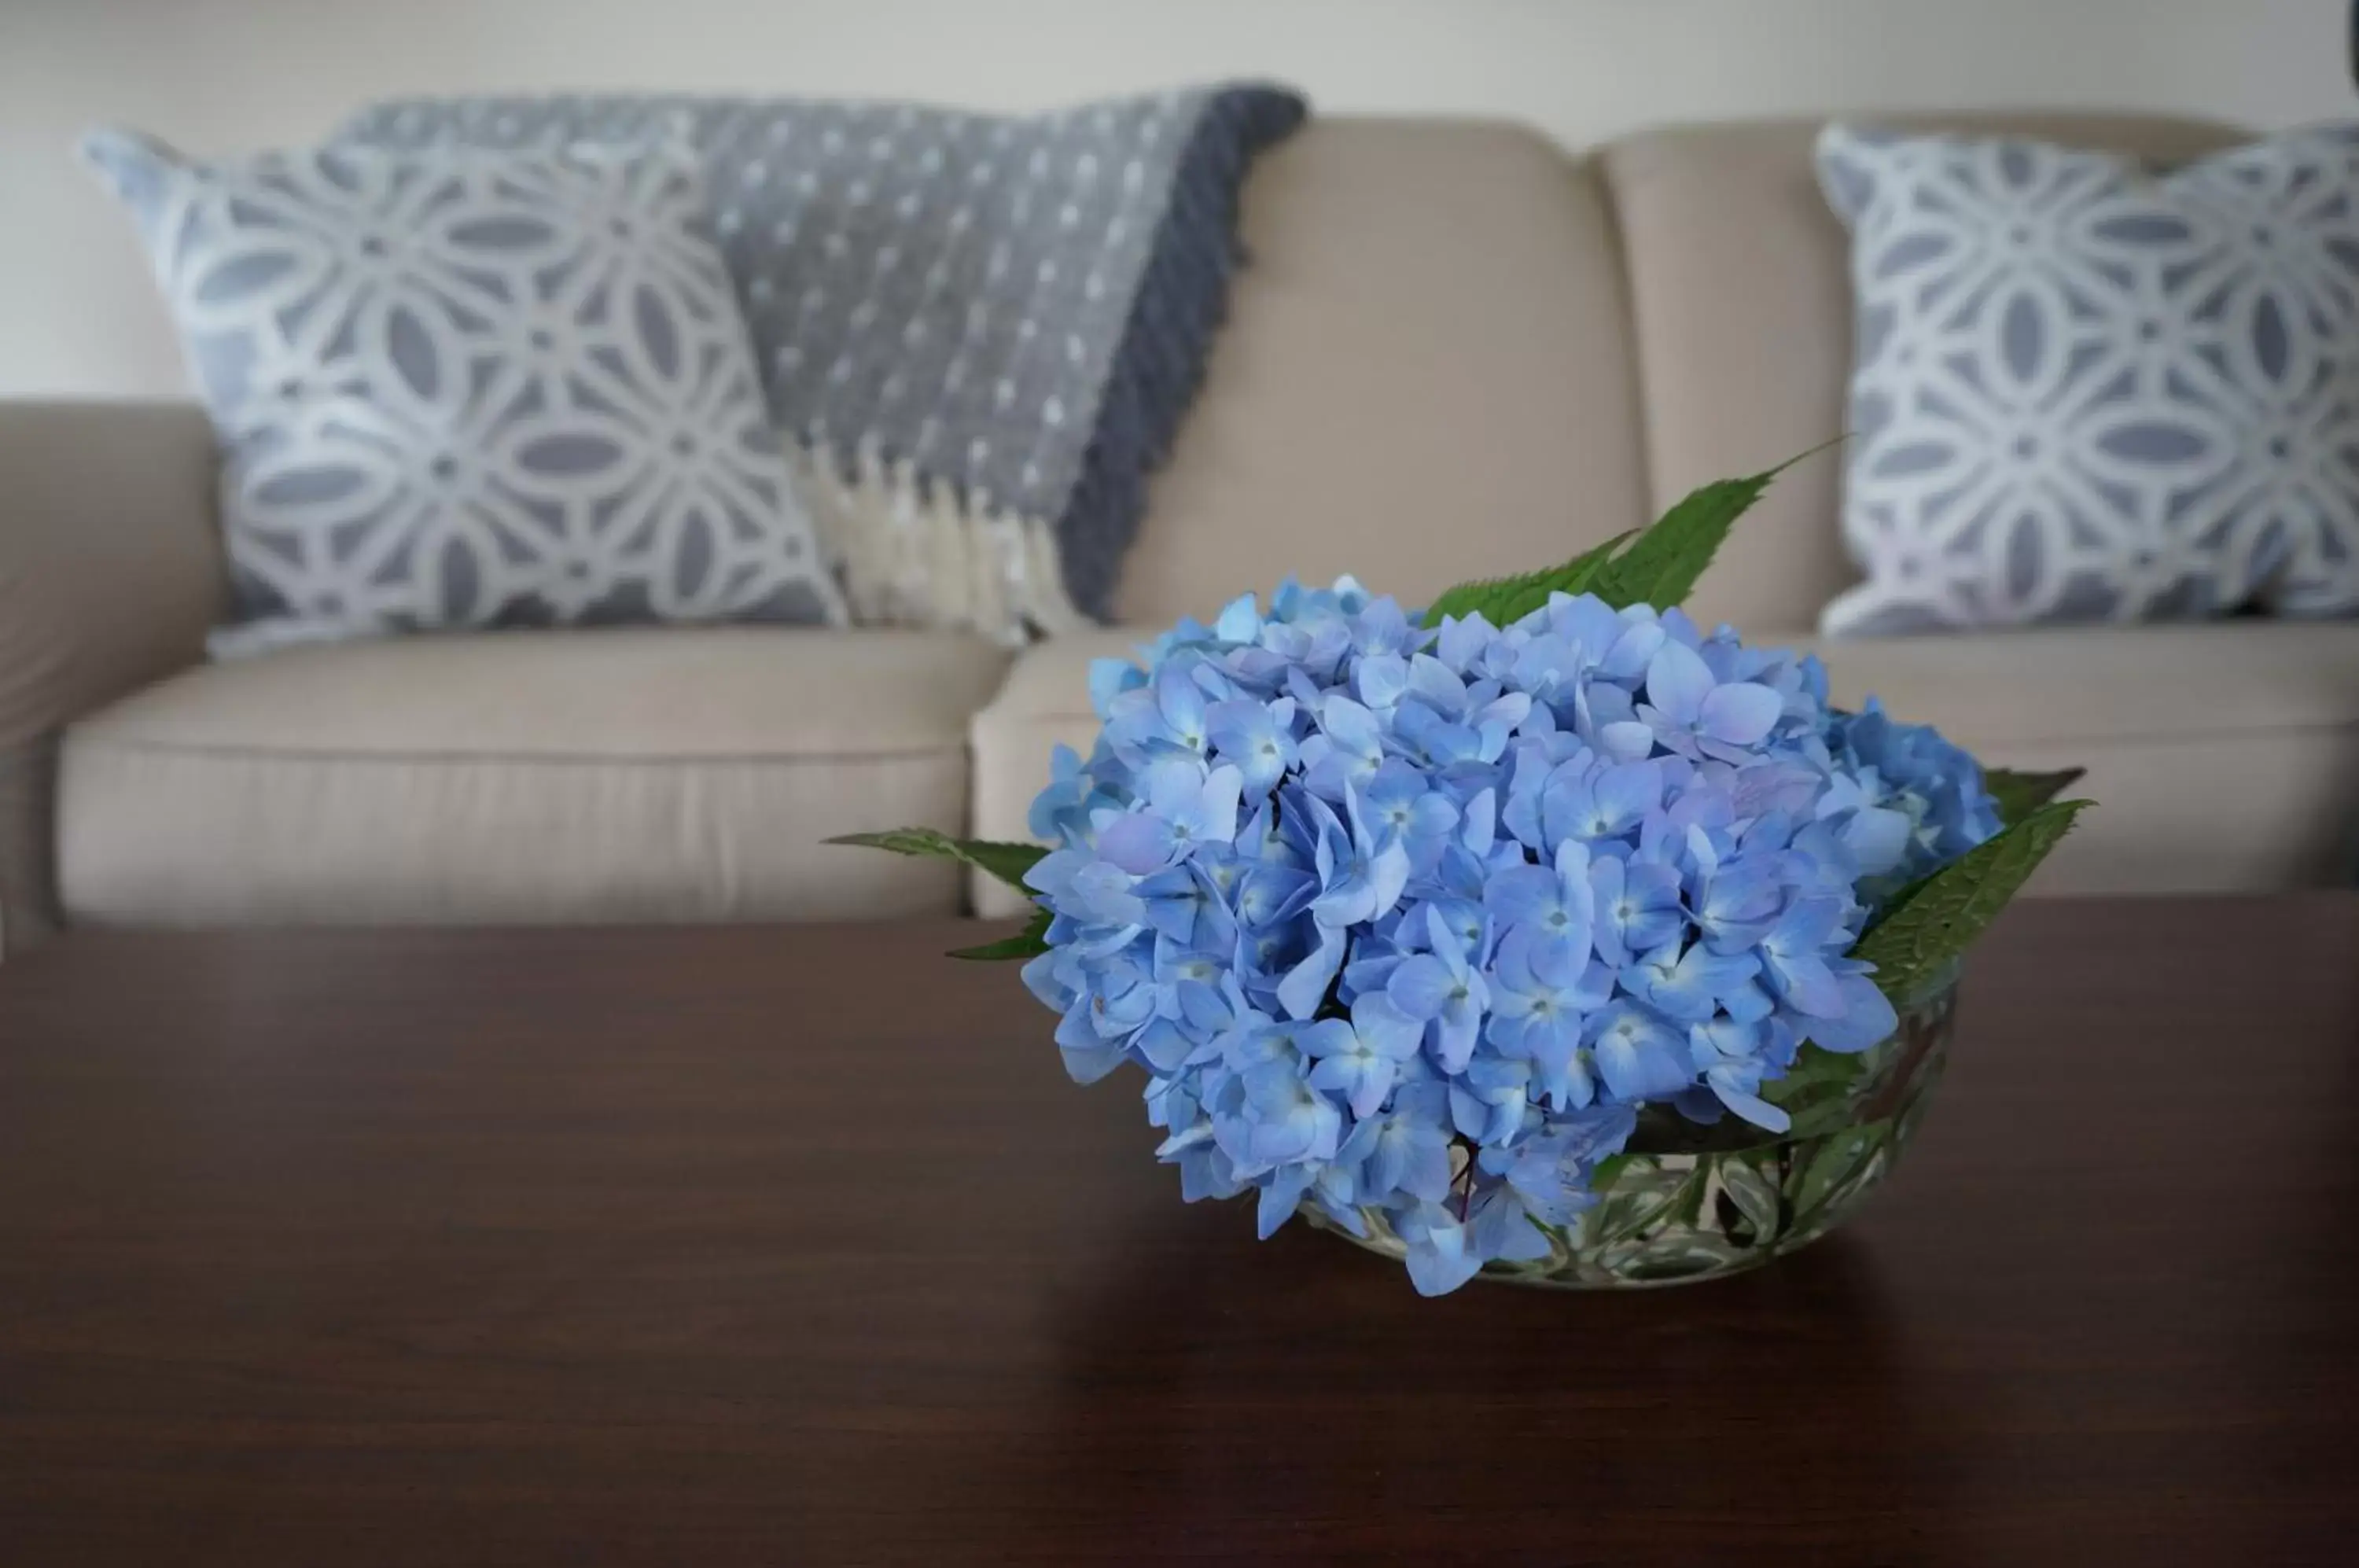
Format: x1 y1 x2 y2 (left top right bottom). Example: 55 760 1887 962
0 399 224 951
967 628 1135 917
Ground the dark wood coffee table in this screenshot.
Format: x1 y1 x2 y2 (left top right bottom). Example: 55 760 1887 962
2 896 2354 1565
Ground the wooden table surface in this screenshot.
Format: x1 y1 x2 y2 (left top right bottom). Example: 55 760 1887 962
2 896 2355 1566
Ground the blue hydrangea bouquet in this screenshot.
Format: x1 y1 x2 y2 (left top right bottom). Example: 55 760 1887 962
837 457 2089 1294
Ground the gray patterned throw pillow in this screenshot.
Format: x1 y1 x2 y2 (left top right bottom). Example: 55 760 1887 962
1817 123 2359 636
83 129 845 655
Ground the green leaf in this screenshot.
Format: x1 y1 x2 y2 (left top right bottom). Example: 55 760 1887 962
948 905 1052 962
1784 1117 1893 1231
1665 1165 1711 1230
1585 1159 1696 1247
1764 1049 1871 1140
826 827 1047 893
1586 477 1766 611
1418 440 1844 628
1783 1096 1868 1142
1419 531 1634 629
1761 1044 1864 1109
1851 798 2092 1003
1983 766 2087 826
1588 437 1844 612
1621 1235 1745 1282
1714 1154 1783 1245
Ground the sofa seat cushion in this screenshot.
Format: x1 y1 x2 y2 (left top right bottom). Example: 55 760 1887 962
60 628 1010 926
970 620 2359 906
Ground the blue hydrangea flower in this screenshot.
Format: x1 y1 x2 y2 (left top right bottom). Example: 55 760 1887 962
1821 699 2004 905
1019 582 1997 1294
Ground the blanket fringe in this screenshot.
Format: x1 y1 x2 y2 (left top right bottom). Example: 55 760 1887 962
785 435 1087 645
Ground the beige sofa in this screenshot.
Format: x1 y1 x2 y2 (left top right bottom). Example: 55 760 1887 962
5 114 2356 953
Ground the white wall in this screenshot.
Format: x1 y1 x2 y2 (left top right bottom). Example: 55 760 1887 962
4 0 2350 399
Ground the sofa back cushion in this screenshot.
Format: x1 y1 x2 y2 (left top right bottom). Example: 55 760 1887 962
1602 113 2246 635
1121 118 1651 627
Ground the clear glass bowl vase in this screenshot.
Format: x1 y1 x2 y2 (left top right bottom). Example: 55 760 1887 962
1308 973 1959 1290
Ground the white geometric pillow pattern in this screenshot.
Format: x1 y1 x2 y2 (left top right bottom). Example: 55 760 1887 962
1816 123 2359 636
83 129 845 656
